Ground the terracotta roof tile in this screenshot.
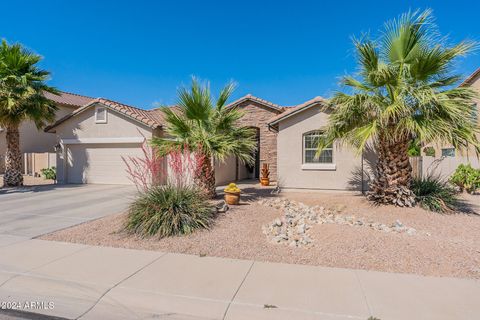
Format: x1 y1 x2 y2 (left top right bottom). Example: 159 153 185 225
44 91 95 107
460 68 480 86
45 98 165 132
226 94 283 111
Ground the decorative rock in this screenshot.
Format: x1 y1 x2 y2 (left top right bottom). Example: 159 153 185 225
406 228 417 236
259 197 422 247
215 200 229 213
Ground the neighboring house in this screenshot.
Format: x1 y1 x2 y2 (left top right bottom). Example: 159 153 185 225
421 68 480 177
0 91 94 173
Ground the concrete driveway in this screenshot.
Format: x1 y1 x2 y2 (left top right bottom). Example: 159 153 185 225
0 184 136 238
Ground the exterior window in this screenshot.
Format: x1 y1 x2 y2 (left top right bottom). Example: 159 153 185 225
95 107 107 123
441 148 455 157
303 131 333 163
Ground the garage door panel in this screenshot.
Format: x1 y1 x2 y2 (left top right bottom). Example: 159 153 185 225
67 143 143 185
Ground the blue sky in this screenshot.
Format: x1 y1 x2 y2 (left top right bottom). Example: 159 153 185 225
1 0 479 109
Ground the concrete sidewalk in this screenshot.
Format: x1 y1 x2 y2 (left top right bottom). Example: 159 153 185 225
0 237 479 320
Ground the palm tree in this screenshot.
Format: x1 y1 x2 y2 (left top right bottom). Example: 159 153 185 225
318 10 480 206
0 40 59 187
151 78 257 197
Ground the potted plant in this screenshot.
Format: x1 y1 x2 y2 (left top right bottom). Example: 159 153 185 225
224 183 241 205
260 163 270 186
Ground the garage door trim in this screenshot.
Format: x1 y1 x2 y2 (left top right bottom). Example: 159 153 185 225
61 137 145 145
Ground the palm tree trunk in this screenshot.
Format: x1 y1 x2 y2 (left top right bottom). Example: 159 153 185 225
194 154 216 198
367 137 415 207
3 124 24 187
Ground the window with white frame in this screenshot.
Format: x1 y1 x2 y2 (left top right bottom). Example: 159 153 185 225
441 148 455 157
95 106 107 123
303 131 333 163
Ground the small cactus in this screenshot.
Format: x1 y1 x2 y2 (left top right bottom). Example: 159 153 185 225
261 163 270 179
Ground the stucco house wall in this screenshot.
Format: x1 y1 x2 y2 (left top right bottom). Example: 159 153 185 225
277 106 370 191
214 155 237 186
52 104 154 184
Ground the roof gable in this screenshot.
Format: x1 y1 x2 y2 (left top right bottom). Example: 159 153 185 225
268 96 328 126
226 94 283 112
45 98 163 132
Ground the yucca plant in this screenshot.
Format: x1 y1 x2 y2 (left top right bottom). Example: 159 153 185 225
318 10 480 207
411 176 458 213
125 184 214 238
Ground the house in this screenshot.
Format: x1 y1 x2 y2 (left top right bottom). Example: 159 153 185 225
44 94 283 186
44 93 375 190
0 91 95 174
269 97 374 191
14 68 478 189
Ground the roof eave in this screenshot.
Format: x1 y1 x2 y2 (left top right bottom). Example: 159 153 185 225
44 100 161 132
268 99 329 126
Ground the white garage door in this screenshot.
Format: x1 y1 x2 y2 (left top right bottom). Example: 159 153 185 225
66 143 143 185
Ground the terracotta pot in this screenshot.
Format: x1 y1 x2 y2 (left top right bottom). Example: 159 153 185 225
224 192 240 205
260 178 270 186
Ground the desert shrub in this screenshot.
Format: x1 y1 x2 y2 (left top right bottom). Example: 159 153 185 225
450 164 480 194
124 184 214 238
411 176 458 213
40 167 56 180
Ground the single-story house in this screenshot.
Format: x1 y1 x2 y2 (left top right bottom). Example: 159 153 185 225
3 69 478 189
43 93 375 190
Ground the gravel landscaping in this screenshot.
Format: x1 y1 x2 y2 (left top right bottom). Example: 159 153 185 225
41 186 480 279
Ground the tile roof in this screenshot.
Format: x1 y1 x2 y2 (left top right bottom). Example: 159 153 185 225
460 68 480 86
44 91 95 107
96 98 163 128
225 94 284 111
45 98 166 132
268 96 328 125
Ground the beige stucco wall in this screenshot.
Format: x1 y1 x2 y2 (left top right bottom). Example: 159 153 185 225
53 104 152 140
277 106 371 191
53 104 153 183
215 155 237 186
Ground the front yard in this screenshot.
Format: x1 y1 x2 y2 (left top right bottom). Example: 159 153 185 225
41 184 480 280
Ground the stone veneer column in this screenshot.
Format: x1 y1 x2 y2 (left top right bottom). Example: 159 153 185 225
235 101 280 181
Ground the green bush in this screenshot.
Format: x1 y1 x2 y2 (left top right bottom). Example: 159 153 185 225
40 167 56 180
411 176 459 213
407 139 421 157
124 184 214 238
450 164 480 193
423 146 436 157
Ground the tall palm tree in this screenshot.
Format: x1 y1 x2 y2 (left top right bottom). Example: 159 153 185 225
318 10 479 206
151 78 257 197
0 40 59 187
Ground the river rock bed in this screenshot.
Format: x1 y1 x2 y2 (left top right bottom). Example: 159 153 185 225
259 198 418 247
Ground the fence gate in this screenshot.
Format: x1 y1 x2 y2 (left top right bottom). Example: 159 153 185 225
409 156 423 179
